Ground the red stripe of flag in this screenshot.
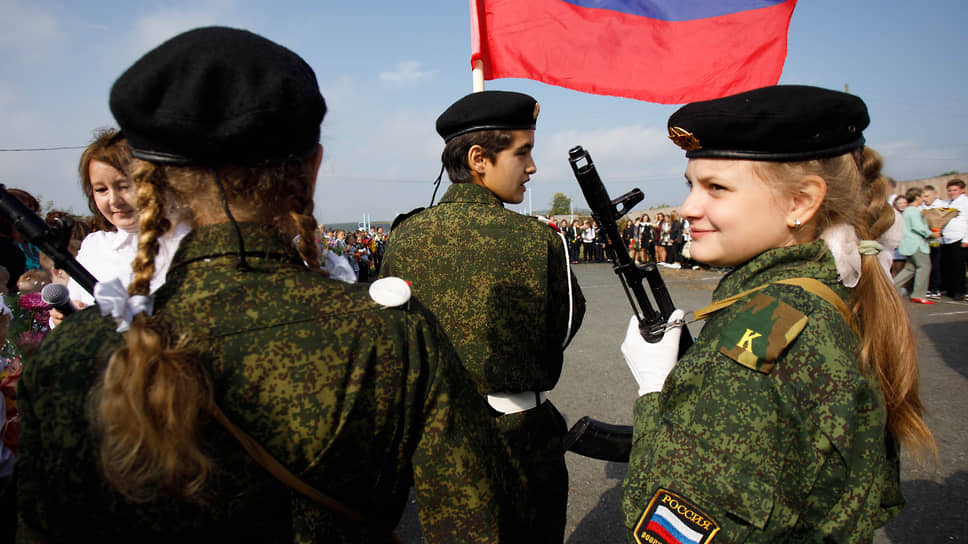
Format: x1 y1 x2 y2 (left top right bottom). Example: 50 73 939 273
470 0 798 104
647 520 686 544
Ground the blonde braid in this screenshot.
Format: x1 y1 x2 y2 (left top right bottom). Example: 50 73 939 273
850 148 936 462
129 162 169 295
94 159 218 502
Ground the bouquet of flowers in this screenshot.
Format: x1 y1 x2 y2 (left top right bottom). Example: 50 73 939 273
921 207 959 231
328 238 346 256
0 352 21 455
0 294 42 457
2 292 51 360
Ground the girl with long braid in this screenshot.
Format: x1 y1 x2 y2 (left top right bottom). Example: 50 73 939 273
17 27 521 543
620 85 935 543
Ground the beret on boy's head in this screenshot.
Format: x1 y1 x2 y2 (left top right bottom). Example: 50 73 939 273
667 85 869 161
109 26 326 166
436 90 539 142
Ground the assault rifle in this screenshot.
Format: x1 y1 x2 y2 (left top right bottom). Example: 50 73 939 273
562 146 693 462
0 183 97 295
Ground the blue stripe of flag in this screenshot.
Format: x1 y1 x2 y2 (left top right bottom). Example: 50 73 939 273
560 0 786 21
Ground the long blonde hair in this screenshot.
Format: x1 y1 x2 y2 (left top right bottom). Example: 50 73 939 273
755 147 937 463
92 157 321 502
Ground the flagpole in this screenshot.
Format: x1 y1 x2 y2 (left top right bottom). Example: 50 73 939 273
470 0 485 92
473 58 485 92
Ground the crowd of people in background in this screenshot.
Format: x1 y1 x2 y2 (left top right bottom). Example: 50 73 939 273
890 179 968 303
314 225 387 283
554 212 704 270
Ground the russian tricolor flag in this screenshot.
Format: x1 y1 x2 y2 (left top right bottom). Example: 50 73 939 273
646 505 704 544
470 0 798 104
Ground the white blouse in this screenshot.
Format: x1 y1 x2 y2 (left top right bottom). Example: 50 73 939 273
67 222 191 306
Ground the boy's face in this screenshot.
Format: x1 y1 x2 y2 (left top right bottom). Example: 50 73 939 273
477 129 536 204
948 183 965 200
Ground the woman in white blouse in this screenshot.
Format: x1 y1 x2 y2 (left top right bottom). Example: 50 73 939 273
63 130 189 310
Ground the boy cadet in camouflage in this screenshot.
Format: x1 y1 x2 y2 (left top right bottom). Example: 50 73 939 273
16 27 523 543
380 90 585 542
620 85 936 543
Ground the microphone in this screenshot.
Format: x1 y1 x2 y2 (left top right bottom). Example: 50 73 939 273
41 283 77 317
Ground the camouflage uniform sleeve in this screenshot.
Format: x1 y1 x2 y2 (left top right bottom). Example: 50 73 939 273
409 318 522 543
629 392 661 436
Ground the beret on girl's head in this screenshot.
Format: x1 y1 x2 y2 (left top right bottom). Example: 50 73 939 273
667 85 869 161
110 26 326 166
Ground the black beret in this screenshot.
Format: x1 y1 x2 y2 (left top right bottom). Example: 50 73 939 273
436 91 539 142
110 26 326 165
667 85 869 161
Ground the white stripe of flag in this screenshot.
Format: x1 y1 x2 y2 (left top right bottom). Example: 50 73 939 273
655 505 703 544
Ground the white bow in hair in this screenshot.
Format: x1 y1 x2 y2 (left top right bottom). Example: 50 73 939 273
94 278 153 332
821 215 903 288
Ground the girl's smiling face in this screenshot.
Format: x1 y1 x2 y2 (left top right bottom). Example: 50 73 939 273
90 160 138 232
679 159 797 267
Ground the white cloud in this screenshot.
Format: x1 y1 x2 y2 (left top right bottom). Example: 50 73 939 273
524 124 690 212
540 125 682 183
313 106 441 222
378 61 434 87
109 0 242 69
129 7 224 55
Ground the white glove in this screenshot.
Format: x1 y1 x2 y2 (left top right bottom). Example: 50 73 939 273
621 309 685 396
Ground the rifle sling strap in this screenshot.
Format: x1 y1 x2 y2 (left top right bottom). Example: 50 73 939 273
212 402 403 543
693 277 857 333
210 403 367 521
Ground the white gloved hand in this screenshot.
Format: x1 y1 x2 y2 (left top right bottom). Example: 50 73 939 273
621 309 685 396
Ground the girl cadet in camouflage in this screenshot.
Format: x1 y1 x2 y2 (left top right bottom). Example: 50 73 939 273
620 85 936 544
16 27 523 543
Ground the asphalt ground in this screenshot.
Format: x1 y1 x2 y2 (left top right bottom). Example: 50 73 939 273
397 262 968 542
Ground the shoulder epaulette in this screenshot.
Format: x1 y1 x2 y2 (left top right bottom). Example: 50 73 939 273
717 292 808 374
390 207 425 231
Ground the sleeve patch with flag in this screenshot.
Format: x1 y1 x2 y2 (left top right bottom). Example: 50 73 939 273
717 293 807 374
634 488 720 544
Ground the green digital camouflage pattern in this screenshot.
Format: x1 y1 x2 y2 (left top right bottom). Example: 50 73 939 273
622 241 903 543
16 222 523 544
382 184 585 395
380 183 585 540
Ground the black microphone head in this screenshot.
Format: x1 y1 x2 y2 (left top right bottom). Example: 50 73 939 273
41 282 71 307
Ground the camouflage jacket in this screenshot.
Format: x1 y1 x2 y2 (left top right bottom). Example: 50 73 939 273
380 183 585 395
16 222 521 544
622 241 903 543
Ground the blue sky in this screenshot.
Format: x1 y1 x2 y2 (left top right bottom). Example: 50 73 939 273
1 0 965 223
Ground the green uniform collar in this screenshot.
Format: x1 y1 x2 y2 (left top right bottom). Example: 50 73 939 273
438 182 505 207
169 222 304 272
714 241 844 301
